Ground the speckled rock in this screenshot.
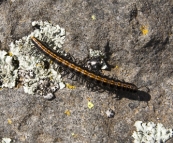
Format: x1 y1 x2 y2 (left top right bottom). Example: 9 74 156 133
0 0 173 143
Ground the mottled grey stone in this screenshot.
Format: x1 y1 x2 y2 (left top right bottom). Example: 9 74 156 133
0 0 173 142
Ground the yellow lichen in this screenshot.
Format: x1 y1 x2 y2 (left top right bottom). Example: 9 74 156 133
49 76 53 80
49 60 53 64
36 63 42 67
114 65 119 69
65 110 71 116
36 62 45 69
88 101 94 109
140 25 148 35
91 15 96 20
71 133 78 138
7 118 12 124
8 52 13 57
66 83 76 89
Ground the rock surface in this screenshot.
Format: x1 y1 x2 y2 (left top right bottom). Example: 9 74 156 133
0 0 173 142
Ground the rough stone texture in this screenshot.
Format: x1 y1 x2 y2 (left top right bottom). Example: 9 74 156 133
0 0 173 142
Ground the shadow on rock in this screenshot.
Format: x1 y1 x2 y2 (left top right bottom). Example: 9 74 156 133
114 90 151 101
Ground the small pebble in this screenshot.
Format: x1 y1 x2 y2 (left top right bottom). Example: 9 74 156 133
106 109 115 118
43 92 54 100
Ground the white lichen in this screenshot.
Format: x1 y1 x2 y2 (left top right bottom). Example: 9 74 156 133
88 49 108 70
1 138 12 143
43 92 54 100
132 121 173 143
106 109 115 118
0 21 66 98
89 49 105 58
0 50 18 88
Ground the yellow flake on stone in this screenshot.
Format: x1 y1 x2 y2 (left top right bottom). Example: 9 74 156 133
91 15 96 20
36 63 42 67
49 76 53 80
140 25 148 35
88 101 94 109
115 65 119 69
8 52 13 57
49 60 53 64
66 83 76 89
71 133 78 138
7 118 12 124
65 110 71 116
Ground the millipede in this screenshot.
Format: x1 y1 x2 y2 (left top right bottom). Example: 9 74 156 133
31 36 138 94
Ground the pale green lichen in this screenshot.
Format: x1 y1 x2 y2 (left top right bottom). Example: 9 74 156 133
132 121 173 143
0 50 18 88
0 21 66 96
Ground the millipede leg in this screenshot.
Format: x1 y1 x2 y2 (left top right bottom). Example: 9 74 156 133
66 53 76 62
61 69 70 76
86 82 90 89
89 83 95 91
77 75 86 84
67 72 75 79
71 74 77 81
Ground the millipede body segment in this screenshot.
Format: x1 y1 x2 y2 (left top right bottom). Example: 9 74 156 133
31 36 138 92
